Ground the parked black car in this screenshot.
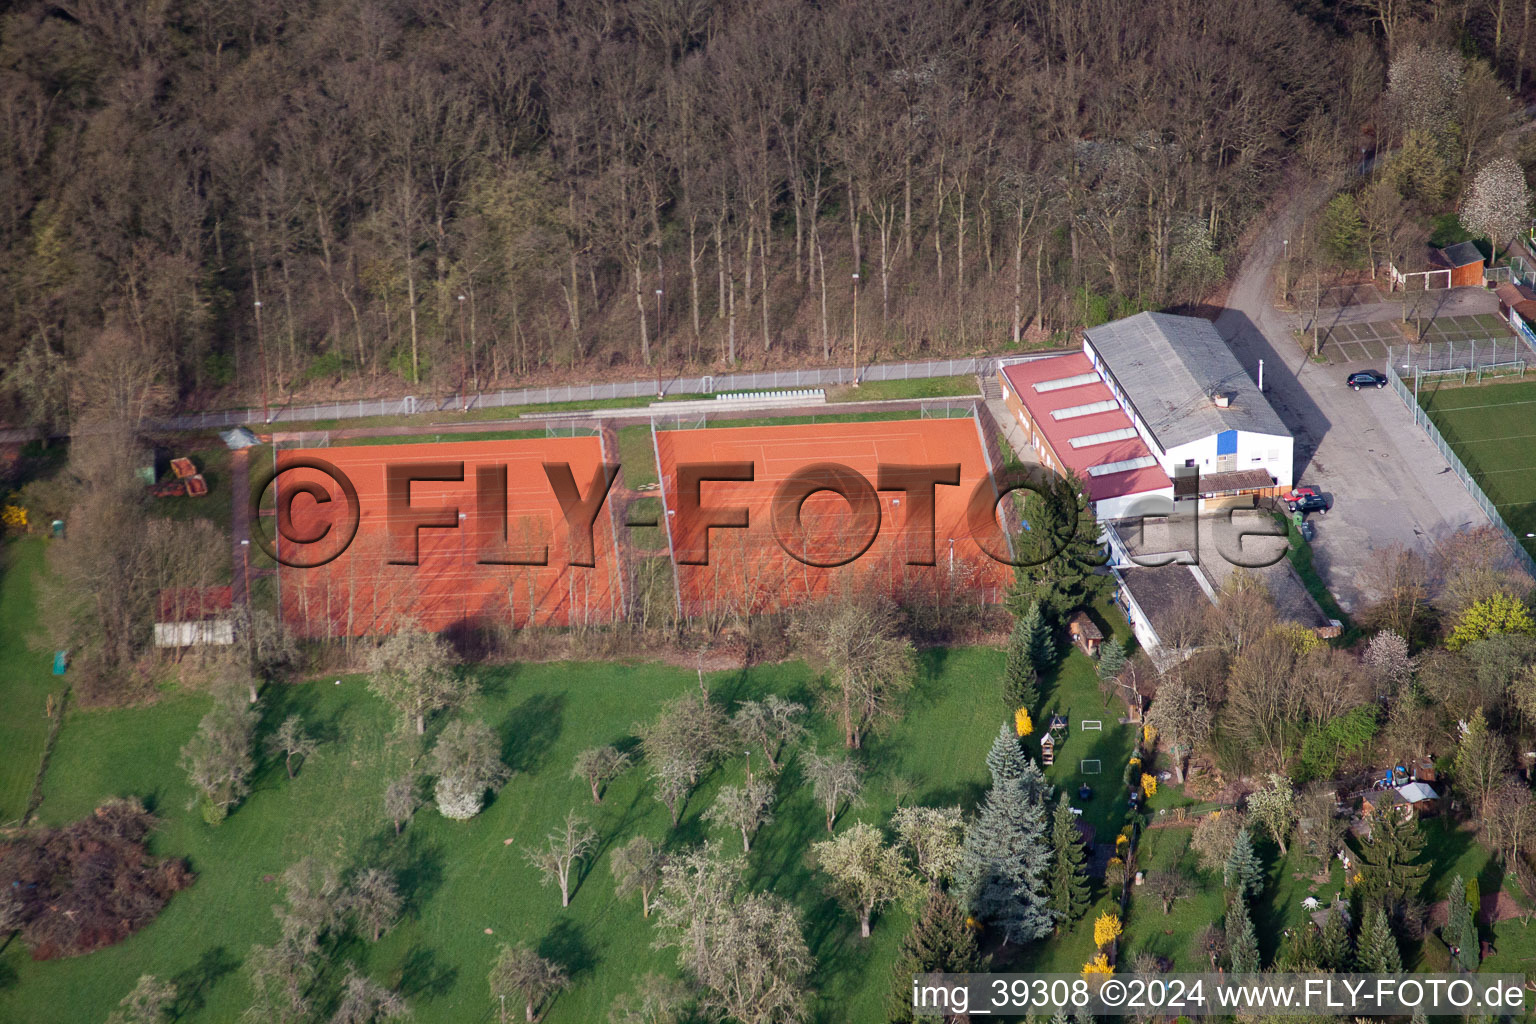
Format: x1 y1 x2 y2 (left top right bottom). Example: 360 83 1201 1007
1289 493 1329 515
1346 370 1388 390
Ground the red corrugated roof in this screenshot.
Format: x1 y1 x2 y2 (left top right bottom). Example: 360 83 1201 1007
157 585 233 622
1001 354 1172 501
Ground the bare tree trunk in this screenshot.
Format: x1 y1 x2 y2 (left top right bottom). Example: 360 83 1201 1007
903 155 913 260
688 213 702 343
726 248 737 364
760 214 771 351
715 216 726 321
1034 235 1046 335
1013 202 1025 346
847 181 861 271
817 237 830 360
406 260 419 383
633 261 651 364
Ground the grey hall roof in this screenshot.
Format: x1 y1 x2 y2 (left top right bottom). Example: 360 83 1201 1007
1082 312 1289 450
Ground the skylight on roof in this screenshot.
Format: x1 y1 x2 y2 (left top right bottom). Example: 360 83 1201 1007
1068 426 1138 448
1033 371 1100 393
1086 455 1158 477
1050 399 1120 420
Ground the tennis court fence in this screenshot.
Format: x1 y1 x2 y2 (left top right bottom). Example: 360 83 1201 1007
1383 346 1536 581
150 357 1004 433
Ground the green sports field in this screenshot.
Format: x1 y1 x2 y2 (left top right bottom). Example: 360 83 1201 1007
1419 377 1536 562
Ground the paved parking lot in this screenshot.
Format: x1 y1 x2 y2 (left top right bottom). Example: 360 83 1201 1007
1316 320 1404 363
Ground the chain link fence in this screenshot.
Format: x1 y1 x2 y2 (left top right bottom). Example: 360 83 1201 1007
1383 350 1536 581
1388 339 1529 377
149 356 999 433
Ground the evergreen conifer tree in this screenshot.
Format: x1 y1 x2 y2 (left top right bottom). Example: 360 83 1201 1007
1096 636 1127 681
1356 906 1403 973
1223 827 1263 901
1275 924 1322 971
1017 756 1050 806
1226 896 1260 973
1006 473 1110 622
1020 601 1056 671
957 747 1054 945
1357 801 1428 916
1047 793 1091 927
1005 619 1040 711
986 723 1029 784
1446 874 1479 971
887 888 982 1023
1318 906 1352 971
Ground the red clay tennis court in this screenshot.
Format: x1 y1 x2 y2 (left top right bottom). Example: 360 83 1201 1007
654 418 1011 618
275 436 622 637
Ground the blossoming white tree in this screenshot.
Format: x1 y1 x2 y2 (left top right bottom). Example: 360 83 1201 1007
1461 157 1532 257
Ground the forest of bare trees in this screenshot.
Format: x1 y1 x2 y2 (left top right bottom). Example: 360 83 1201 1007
0 0 1426 424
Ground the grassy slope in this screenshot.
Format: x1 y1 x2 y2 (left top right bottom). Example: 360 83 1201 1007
0 538 66 822
823 376 979 403
0 646 1024 1024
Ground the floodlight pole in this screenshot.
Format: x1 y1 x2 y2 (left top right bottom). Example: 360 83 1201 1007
458 294 468 411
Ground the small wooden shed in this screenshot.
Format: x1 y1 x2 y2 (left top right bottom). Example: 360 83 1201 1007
1436 241 1485 288
1068 611 1103 657
1040 731 1055 765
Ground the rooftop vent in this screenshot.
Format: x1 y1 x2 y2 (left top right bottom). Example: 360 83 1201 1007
1212 393 1233 409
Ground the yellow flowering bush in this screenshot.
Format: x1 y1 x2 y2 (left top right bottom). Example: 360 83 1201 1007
1141 773 1158 798
1082 953 1114 977
1015 707 1033 738
1 504 25 531
1093 911 1123 948
1142 723 1157 744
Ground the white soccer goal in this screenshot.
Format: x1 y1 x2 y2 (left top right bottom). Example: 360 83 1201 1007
1081 720 1103 732
1388 263 1452 292
1080 760 1102 775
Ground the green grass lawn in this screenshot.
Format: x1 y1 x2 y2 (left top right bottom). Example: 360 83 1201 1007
824 375 979 403
0 538 67 823
270 393 713 433
1034 651 1136 848
1270 512 1356 641
0 645 1027 1024
1121 825 1227 968
617 425 659 490
330 428 552 447
667 407 977 432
